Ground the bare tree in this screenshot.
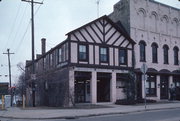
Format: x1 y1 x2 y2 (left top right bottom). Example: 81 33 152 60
17 62 25 72
16 62 26 98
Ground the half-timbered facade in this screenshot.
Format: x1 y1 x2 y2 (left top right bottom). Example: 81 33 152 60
25 15 135 107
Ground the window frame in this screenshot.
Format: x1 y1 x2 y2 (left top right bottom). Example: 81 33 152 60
151 43 158 63
49 53 53 67
119 48 128 65
58 48 62 63
139 41 146 62
43 57 46 70
99 47 109 63
146 75 157 96
173 47 179 65
78 44 88 61
163 45 169 64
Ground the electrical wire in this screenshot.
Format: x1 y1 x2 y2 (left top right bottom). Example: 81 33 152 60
34 0 45 16
12 20 31 59
9 3 28 50
12 0 45 61
3 2 22 52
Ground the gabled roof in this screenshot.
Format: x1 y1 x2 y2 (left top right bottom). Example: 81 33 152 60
66 15 136 45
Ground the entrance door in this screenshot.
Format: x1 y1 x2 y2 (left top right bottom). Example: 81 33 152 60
97 73 111 102
74 72 91 103
160 76 169 99
75 80 85 103
173 76 180 100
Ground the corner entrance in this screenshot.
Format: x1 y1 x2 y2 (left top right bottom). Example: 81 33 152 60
97 73 111 102
160 75 169 99
75 72 91 103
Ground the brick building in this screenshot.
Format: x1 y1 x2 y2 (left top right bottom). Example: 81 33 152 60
109 0 180 100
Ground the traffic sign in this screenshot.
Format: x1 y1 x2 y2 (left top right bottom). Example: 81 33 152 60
140 63 148 74
31 74 36 80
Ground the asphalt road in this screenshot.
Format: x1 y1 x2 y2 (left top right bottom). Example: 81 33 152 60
0 108 180 121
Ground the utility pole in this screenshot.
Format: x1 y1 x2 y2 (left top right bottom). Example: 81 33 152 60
22 0 43 107
3 49 14 107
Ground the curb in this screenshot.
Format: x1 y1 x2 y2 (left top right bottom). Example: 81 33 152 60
0 107 180 120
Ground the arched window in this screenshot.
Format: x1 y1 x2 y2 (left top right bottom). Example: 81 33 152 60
173 46 179 65
139 41 146 62
151 43 158 63
172 18 179 36
137 8 146 29
161 15 168 34
151 11 158 32
163 45 169 64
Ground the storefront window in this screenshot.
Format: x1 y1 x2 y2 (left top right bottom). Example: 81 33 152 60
146 75 156 96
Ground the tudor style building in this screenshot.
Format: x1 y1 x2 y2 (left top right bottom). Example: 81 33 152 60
109 0 180 100
25 16 135 107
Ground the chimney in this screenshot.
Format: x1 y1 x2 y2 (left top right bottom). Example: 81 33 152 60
41 38 46 55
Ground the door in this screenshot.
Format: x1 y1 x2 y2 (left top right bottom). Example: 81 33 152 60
75 80 85 103
97 73 111 102
160 76 169 99
136 74 142 99
173 76 180 100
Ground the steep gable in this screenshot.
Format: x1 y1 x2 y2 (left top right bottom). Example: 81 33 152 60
67 15 135 49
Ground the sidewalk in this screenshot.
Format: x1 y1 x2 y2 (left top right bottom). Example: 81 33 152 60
0 101 180 119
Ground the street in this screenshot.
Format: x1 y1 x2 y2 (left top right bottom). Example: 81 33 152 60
0 108 180 121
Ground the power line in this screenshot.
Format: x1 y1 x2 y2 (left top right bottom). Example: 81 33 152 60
34 0 44 16
12 0 44 60
13 20 31 55
9 3 28 50
3 2 22 52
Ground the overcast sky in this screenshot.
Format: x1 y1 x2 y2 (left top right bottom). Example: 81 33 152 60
0 0 179 85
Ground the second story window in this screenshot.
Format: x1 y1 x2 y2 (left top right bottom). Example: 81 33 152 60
163 45 169 64
151 43 158 63
43 57 46 70
119 49 127 65
79 45 87 61
174 46 179 65
58 48 62 63
100 47 108 63
50 53 53 66
139 41 146 62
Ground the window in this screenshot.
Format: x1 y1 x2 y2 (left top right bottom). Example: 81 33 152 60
146 75 156 96
50 53 53 66
65 43 68 60
58 48 62 63
46 55 49 69
62 45 65 62
119 49 127 65
163 45 169 64
43 57 46 69
139 41 146 62
79 45 87 61
173 76 180 87
151 43 158 63
173 47 179 65
100 47 108 62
